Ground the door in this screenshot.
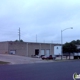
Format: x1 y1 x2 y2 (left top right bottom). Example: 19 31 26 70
46 50 50 57
10 50 16 55
40 50 45 56
35 49 39 55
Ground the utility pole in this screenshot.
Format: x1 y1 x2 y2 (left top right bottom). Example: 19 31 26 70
19 27 21 42
50 41 52 56
61 27 73 60
36 34 37 42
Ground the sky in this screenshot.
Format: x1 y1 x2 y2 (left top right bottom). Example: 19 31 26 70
0 0 80 43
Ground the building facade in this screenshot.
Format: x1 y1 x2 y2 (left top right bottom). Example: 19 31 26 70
0 41 62 57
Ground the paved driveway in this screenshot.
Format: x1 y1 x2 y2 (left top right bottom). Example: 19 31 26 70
0 54 53 64
0 54 74 64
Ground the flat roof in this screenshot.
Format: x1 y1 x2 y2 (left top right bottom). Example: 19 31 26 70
0 41 61 45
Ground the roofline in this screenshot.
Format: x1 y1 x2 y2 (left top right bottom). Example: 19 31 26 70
0 41 61 45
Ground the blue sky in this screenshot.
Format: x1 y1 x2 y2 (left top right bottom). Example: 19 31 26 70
0 0 80 43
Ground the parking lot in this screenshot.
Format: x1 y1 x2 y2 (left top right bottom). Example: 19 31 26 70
0 54 75 65
0 54 54 64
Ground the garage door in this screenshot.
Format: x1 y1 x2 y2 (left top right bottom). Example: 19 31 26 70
46 50 50 57
10 50 16 55
40 50 45 56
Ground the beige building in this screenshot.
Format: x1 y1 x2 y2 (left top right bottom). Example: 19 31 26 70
0 41 62 57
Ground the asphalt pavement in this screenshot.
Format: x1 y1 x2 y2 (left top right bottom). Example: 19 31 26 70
0 60 80 80
0 54 50 64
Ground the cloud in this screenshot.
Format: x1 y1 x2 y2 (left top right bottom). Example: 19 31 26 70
0 0 80 43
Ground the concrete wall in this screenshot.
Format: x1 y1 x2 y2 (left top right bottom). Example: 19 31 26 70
40 44 51 55
0 41 61 57
50 44 54 55
28 43 40 57
8 42 61 57
28 43 55 57
0 42 8 54
8 42 27 56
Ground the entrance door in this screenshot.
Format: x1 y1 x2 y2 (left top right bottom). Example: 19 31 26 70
35 49 39 55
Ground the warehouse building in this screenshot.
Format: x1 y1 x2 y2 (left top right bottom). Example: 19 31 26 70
0 41 62 57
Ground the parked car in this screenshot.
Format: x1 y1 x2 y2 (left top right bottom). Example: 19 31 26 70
31 55 40 58
35 55 40 58
42 55 47 60
48 55 53 60
42 55 53 60
40 55 45 58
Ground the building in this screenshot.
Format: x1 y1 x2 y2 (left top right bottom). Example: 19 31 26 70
0 41 62 57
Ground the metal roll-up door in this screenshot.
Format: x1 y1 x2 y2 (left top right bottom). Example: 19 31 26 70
46 50 50 57
40 50 45 56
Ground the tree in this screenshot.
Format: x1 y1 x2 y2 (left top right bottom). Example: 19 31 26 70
63 42 77 59
15 40 24 42
15 40 18 42
20 40 24 42
63 39 80 56
63 42 77 54
71 39 80 45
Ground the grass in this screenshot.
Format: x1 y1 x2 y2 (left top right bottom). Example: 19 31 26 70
0 61 9 65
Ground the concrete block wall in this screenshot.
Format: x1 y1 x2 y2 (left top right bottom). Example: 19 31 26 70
0 41 61 57
28 43 55 57
0 42 8 54
28 43 40 57
8 42 27 56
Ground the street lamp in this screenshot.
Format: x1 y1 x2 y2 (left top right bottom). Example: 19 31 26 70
61 27 73 59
